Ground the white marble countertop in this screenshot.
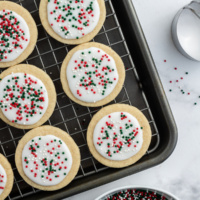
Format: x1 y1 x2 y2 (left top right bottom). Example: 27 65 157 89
67 0 200 199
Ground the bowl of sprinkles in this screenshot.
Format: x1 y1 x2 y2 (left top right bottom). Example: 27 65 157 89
95 186 179 200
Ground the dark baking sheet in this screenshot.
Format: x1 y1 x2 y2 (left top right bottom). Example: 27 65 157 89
0 0 178 199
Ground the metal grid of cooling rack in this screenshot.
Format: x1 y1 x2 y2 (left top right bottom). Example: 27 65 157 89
0 0 160 199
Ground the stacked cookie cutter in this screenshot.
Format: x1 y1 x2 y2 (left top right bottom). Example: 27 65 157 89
172 0 200 61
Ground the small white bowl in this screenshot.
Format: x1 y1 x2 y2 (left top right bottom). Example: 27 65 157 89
172 1 200 61
95 185 179 200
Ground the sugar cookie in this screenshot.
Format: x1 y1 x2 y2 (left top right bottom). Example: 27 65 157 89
15 125 80 191
87 104 151 168
39 0 106 44
60 42 125 107
0 154 14 200
0 1 38 68
0 64 56 129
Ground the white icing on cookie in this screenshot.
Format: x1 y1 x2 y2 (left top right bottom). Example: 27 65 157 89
0 73 48 125
0 10 30 62
22 135 73 186
93 112 143 161
66 47 119 103
0 164 7 195
47 0 100 39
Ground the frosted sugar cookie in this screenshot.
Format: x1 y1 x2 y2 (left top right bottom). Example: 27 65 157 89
39 0 106 44
15 126 80 191
0 154 14 200
60 42 125 107
0 64 56 129
87 104 151 168
0 1 38 68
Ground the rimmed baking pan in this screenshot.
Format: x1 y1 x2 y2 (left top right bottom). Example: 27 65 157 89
0 0 178 199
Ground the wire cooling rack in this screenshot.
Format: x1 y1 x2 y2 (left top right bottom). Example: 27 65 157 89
0 0 160 199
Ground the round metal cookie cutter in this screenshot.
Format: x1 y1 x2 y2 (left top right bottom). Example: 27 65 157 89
172 1 200 61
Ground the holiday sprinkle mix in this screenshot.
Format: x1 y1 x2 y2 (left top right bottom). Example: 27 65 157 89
67 47 119 103
22 135 72 186
93 112 143 160
0 73 48 125
0 9 30 62
47 0 100 39
103 189 169 200
164 60 199 106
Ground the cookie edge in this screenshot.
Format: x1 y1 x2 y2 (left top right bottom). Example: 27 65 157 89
0 154 14 200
